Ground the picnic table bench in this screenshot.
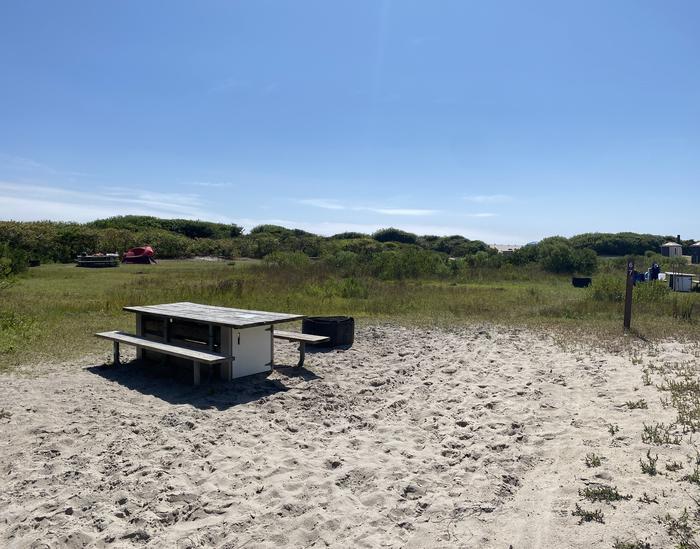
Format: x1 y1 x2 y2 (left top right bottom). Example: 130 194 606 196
96 330 230 385
273 330 329 367
95 302 328 385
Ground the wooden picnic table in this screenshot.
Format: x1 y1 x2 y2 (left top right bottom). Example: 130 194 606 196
96 302 329 384
123 302 304 329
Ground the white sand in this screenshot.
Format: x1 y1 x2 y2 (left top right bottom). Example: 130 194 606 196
1 324 698 548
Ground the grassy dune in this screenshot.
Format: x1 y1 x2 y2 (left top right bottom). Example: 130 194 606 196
1 260 699 369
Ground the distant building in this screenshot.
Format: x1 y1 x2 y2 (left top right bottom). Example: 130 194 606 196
691 242 700 264
665 272 694 292
661 241 683 258
492 244 523 255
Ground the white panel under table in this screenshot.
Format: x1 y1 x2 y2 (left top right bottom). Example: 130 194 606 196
231 325 273 378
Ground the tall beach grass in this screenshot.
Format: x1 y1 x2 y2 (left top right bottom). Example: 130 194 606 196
0 260 698 369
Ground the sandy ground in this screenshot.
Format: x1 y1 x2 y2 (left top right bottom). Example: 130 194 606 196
1 324 699 548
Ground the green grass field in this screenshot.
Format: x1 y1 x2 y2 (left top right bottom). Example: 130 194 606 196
1 260 699 369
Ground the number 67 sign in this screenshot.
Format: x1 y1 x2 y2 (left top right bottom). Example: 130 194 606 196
624 260 634 331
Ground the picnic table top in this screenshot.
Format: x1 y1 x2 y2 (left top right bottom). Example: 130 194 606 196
123 302 304 329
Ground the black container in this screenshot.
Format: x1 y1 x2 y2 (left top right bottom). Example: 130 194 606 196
302 316 354 347
572 277 592 288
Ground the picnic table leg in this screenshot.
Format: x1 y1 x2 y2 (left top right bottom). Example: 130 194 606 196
221 327 233 381
113 341 120 366
222 359 232 381
193 361 201 386
135 313 143 359
297 342 306 368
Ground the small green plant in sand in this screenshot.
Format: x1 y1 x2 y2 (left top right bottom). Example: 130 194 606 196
666 461 684 472
655 369 700 433
585 453 602 468
659 509 698 549
638 492 658 504
572 503 604 524
641 422 681 445
625 399 648 410
640 450 658 476
682 465 700 486
642 371 652 386
612 539 651 549
608 423 620 436
579 484 632 503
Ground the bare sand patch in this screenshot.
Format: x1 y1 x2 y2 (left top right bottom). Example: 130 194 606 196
0 324 698 548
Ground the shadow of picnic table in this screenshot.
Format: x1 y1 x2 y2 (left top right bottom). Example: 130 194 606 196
86 358 320 410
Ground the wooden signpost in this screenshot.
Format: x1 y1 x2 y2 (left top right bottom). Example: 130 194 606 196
623 260 634 331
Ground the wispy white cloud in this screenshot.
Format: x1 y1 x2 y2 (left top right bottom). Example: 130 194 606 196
410 35 438 46
187 181 235 188
99 186 205 216
262 82 279 95
0 154 45 171
0 181 523 242
0 182 232 223
466 212 497 218
463 194 513 203
297 198 345 210
0 153 95 179
297 198 438 216
209 78 248 94
364 207 438 216
210 79 279 96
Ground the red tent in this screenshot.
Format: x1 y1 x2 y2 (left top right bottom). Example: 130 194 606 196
122 246 157 264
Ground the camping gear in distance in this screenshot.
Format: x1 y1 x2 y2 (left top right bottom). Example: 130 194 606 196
76 252 120 268
122 246 157 264
571 277 592 288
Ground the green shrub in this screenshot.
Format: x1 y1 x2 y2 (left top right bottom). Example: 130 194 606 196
672 296 695 322
133 229 192 259
420 234 489 257
325 250 360 272
508 243 539 265
336 238 384 256
573 248 598 275
0 310 35 356
330 232 367 240
338 277 369 299
263 251 311 269
634 280 671 303
569 232 666 256
463 250 504 269
0 243 28 277
537 237 597 274
372 227 418 245
587 275 625 302
88 216 242 238
370 249 449 279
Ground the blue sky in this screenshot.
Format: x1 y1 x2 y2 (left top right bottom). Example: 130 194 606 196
0 1 698 243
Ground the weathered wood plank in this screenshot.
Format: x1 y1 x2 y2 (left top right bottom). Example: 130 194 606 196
122 302 304 329
96 331 229 363
273 330 330 344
